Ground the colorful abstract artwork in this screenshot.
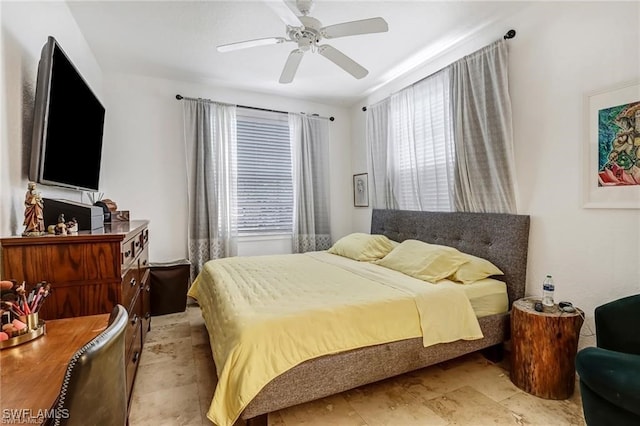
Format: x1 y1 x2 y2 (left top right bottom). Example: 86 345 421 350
598 101 640 186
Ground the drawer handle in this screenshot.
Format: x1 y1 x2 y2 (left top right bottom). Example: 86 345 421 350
135 241 140 248
132 351 140 364
145 284 151 292
130 278 137 287
124 250 132 258
131 314 139 326
145 312 151 320
142 259 148 266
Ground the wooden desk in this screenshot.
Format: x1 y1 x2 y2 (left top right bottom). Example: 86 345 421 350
1 314 109 422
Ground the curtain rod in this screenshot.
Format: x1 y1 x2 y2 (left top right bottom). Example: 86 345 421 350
175 94 335 121
361 29 517 112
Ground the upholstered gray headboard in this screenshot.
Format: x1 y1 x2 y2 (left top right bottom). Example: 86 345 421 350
371 209 530 307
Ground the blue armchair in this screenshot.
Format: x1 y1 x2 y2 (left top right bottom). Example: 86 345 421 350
575 294 640 425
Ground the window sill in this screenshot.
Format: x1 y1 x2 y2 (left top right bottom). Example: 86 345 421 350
237 234 292 242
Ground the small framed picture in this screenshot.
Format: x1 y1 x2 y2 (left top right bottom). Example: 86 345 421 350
353 173 369 207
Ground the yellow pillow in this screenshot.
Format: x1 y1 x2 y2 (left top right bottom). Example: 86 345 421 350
328 233 395 262
375 240 468 282
450 254 504 284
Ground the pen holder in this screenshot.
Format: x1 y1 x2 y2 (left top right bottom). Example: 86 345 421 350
19 313 39 331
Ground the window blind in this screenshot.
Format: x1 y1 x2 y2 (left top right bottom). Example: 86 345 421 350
388 69 455 212
236 108 293 235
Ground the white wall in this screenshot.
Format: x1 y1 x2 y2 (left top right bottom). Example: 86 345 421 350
100 72 352 262
0 2 103 239
350 1 640 347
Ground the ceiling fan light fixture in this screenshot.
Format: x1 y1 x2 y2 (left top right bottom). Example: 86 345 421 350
297 37 312 51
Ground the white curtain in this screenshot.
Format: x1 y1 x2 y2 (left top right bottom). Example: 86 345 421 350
451 40 517 213
366 99 394 209
183 99 238 279
289 113 331 252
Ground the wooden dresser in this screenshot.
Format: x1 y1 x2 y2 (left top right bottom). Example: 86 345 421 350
0 220 151 402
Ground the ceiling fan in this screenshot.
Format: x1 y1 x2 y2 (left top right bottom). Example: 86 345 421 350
217 0 389 84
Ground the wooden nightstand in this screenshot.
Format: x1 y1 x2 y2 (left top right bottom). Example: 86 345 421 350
510 298 584 399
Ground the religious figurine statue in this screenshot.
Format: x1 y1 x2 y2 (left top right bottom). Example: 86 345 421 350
54 213 67 235
22 182 45 236
66 217 78 234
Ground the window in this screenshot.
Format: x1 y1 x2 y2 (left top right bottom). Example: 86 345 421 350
236 108 293 235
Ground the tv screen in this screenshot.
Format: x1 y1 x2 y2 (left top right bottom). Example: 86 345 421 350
29 36 105 192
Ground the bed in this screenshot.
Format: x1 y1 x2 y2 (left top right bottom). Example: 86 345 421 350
189 209 530 426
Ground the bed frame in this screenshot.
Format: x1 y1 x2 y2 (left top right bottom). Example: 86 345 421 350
241 209 530 425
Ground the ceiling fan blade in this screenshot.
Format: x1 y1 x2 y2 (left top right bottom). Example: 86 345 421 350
321 17 388 39
318 45 368 79
279 49 304 84
264 0 303 28
217 37 288 53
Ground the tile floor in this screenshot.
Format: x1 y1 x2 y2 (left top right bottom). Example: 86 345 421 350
128 306 586 426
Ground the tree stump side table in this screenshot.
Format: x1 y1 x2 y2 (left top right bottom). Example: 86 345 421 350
510 298 584 399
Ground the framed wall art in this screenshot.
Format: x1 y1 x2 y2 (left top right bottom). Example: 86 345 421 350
353 173 369 207
583 81 640 208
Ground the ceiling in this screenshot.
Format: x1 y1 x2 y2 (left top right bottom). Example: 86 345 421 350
67 1 529 106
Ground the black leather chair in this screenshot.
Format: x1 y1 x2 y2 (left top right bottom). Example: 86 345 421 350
575 294 640 425
46 304 129 426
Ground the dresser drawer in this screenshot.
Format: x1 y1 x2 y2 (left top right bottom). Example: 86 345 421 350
122 227 145 267
125 319 143 402
138 246 149 282
133 234 143 259
125 291 142 355
141 270 151 343
122 267 139 312
141 228 149 248
121 238 135 269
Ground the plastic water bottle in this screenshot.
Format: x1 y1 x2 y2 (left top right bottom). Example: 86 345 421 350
542 275 555 307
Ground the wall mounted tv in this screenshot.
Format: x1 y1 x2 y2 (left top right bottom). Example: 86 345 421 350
29 36 105 192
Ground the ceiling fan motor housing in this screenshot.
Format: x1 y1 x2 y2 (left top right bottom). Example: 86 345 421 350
288 16 323 46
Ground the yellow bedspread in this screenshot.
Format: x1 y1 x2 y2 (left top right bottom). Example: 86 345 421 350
188 251 483 426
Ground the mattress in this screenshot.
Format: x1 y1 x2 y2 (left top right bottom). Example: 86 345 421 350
440 277 508 318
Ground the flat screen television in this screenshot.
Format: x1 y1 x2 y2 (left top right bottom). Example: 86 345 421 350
29 36 105 192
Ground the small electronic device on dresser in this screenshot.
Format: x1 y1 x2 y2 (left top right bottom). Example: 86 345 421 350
559 301 576 313
43 198 104 231
534 300 575 313
534 301 544 312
